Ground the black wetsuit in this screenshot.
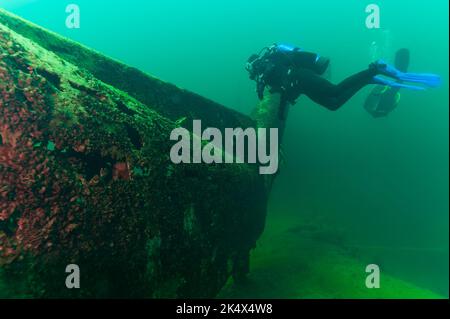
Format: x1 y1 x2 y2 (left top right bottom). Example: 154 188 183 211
292 66 378 111
250 48 378 112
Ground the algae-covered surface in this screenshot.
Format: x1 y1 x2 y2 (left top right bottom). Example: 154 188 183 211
0 6 447 299
0 8 253 132
0 11 267 298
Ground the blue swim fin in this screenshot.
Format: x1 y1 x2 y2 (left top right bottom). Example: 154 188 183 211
395 72 442 88
372 75 426 91
371 60 442 88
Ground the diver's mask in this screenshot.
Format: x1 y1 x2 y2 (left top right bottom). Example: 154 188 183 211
245 54 261 80
245 45 275 80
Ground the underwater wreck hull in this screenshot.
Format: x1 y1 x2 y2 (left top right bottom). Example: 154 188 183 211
0 11 268 298
0 9 254 132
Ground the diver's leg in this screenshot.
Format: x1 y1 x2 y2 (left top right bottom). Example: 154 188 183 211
297 68 378 111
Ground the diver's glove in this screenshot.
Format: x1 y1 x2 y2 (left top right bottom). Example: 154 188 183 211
370 60 442 89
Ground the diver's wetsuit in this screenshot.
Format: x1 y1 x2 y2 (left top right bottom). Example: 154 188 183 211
293 67 378 111
247 44 378 113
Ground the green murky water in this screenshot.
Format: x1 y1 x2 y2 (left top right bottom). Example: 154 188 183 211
1 0 448 298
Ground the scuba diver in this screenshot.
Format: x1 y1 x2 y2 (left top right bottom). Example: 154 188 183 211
234 45 441 284
246 44 441 119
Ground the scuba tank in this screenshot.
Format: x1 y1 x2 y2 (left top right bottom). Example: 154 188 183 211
274 43 330 75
